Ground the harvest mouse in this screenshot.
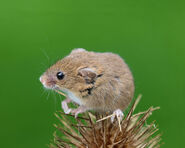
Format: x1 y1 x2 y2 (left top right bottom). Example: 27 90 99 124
40 48 134 121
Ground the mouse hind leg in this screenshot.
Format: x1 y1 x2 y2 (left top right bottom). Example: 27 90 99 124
96 108 124 131
111 109 124 122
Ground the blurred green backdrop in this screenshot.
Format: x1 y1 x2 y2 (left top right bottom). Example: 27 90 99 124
0 0 185 147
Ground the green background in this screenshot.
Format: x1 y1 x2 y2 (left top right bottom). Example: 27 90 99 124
0 0 184 147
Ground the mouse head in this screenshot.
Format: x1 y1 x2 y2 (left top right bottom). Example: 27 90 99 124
39 60 67 90
39 49 99 93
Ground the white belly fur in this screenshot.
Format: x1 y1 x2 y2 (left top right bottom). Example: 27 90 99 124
62 89 82 105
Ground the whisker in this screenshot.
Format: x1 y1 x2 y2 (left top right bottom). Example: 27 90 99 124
51 91 57 111
46 89 51 100
40 62 48 70
40 48 50 61
40 48 52 69
40 87 47 97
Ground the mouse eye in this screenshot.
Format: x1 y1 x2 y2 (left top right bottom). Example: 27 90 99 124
56 72 65 80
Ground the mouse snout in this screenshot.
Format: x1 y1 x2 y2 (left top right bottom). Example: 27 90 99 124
39 75 47 87
39 75 56 89
39 76 44 84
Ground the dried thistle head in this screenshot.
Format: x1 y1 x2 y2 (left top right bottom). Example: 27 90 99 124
50 96 161 148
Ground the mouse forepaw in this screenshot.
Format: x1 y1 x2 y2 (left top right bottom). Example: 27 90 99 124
71 106 87 118
61 98 72 114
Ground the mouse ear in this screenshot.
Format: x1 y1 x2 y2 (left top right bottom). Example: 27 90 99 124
78 67 97 83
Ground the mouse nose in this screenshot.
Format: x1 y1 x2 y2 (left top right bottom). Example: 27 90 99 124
40 75 48 88
39 76 43 83
39 75 46 84
39 75 56 89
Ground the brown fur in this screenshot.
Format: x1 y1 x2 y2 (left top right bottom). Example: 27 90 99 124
41 48 135 113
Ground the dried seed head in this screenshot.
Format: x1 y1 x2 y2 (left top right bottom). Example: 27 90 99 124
50 96 161 148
